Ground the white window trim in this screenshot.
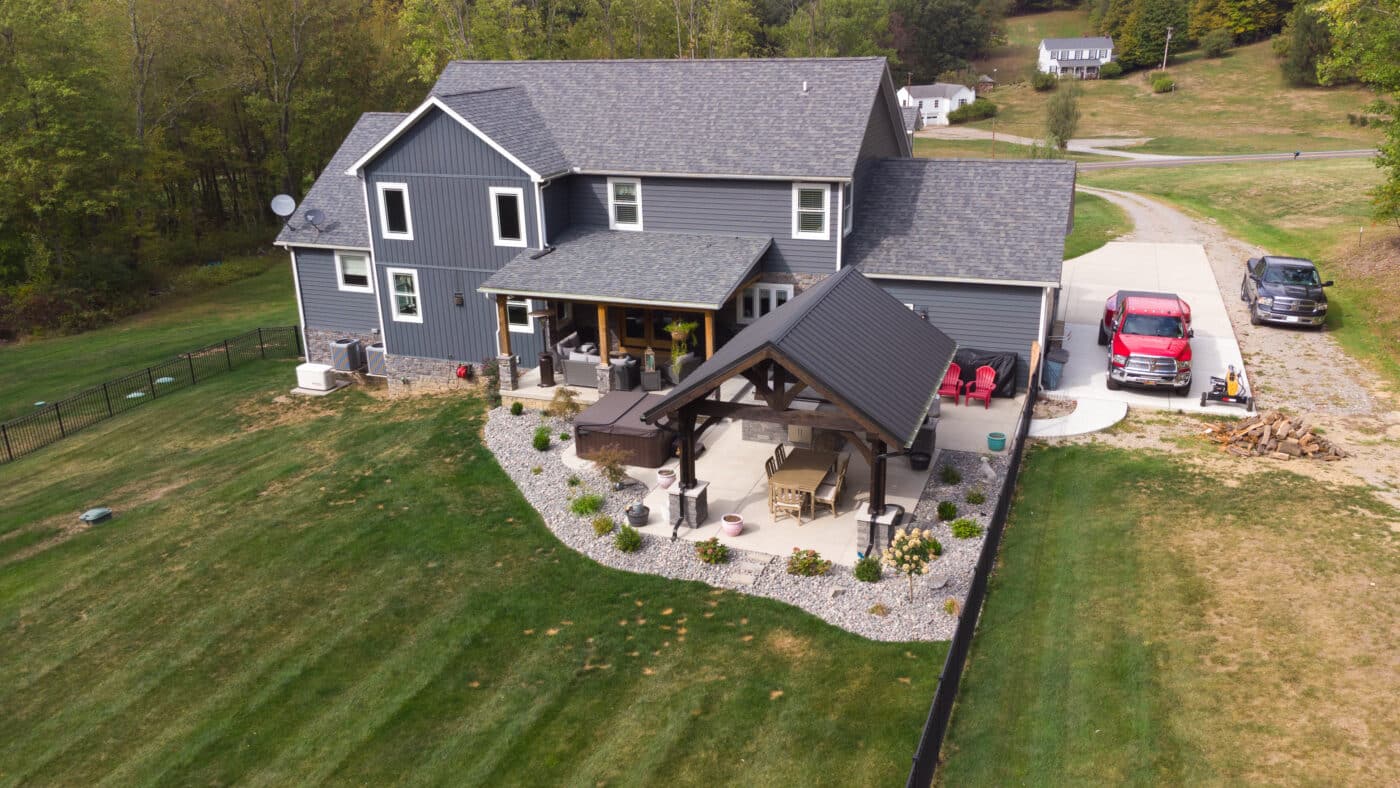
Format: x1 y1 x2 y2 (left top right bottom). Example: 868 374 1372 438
736 282 795 324
842 183 853 238
334 251 374 294
489 186 527 247
607 177 643 231
505 296 535 334
385 267 423 323
791 183 830 241
376 182 414 241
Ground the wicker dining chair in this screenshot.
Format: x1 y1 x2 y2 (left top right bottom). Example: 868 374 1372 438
764 456 778 479
771 485 806 524
773 443 787 467
813 454 849 517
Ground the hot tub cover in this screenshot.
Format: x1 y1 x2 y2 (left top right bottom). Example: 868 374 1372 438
575 390 665 437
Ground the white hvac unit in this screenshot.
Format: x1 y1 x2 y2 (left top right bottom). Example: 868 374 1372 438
296 363 336 391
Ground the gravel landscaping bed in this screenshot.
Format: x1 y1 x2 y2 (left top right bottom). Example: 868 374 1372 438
484 406 1009 642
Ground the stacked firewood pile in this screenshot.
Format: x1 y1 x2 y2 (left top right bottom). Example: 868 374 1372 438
1204 411 1345 461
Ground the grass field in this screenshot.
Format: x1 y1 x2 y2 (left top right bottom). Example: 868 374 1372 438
1065 192 1132 259
0 360 944 785
1079 158 1400 386
0 256 296 422
969 12 1381 155
912 136 1110 161
939 443 1399 784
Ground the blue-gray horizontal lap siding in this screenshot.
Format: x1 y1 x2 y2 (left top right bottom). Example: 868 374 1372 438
294 248 380 334
362 106 546 366
567 175 837 276
876 279 1044 389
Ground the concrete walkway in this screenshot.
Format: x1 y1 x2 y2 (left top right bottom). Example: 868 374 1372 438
1028 396 1129 438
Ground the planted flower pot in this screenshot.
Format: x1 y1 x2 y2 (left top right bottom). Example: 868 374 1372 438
721 514 744 537
626 503 650 527
656 468 676 489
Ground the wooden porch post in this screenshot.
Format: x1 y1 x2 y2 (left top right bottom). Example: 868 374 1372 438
596 303 610 364
868 436 887 516
703 310 716 360
495 295 512 356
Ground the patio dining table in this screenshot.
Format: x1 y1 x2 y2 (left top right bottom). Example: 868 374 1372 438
768 447 837 519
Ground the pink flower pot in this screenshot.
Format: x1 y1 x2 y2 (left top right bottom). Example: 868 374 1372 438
721 514 744 537
656 468 676 490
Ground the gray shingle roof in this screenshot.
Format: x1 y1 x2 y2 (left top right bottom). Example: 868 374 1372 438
642 267 956 447
437 88 569 177
901 106 921 134
275 112 406 249
846 158 1076 285
478 227 770 310
431 58 898 179
1041 37 1113 50
902 83 971 100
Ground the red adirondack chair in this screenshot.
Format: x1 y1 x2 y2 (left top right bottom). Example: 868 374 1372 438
937 362 963 406
965 365 996 409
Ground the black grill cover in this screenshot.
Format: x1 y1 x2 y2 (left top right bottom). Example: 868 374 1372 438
953 349 1018 398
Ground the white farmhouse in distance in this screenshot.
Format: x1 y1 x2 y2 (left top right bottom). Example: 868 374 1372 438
1037 37 1115 78
896 83 977 126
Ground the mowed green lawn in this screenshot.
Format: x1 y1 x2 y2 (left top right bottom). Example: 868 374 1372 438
0 256 296 422
0 361 944 785
1065 191 1131 259
939 443 1399 784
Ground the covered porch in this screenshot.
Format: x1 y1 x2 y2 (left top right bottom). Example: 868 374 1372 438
479 227 772 395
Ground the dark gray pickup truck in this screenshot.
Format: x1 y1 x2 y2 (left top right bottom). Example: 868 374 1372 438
1239 255 1332 327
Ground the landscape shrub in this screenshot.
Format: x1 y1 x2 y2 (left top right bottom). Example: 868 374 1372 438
532 426 552 451
591 444 630 488
530 465 543 475
882 528 943 602
1031 71 1058 91
786 547 832 576
944 598 960 616
966 489 986 505
937 501 958 521
509 401 524 416
695 537 729 565
614 525 642 552
1201 28 1233 58
545 387 583 419
939 465 962 484
592 515 615 536
950 518 984 539
1150 73 1176 93
1099 61 1123 79
567 474 581 487
947 98 997 124
558 431 571 441
570 493 604 515
868 603 891 617
854 556 882 583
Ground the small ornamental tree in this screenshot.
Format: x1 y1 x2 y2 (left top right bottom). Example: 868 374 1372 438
882 528 943 602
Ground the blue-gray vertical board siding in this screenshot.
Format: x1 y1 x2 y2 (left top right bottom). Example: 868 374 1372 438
543 176 571 243
363 106 546 363
293 248 380 333
376 265 546 363
876 279 1044 388
568 176 838 276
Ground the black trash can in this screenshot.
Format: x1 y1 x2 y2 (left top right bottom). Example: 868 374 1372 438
1043 348 1070 390
538 351 556 387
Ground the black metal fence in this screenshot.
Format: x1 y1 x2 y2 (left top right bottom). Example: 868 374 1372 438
906 363 1042 786
0 326 301 466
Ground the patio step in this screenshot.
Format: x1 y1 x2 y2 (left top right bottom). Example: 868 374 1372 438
730 556 772 587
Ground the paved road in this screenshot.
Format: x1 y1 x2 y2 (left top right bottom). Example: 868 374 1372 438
1078 149 1378 170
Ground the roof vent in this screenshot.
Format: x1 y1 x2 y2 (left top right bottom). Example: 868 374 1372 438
801 80 809 93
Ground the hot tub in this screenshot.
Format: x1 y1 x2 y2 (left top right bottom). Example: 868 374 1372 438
574 390 673 468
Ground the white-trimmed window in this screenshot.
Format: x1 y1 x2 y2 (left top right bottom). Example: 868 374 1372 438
737 283 794 324
608 177 642 230
505 296 533 333
335 251 373 293
376 182 413 240
386 267 422 323
842 183 853 236
489 186 527 247
792 183 830 240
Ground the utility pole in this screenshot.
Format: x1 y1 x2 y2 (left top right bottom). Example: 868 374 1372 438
1160 26 1174 71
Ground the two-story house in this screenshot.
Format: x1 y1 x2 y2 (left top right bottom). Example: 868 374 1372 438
276 57 1074 394
1037 37 1115 78
896 83 976 126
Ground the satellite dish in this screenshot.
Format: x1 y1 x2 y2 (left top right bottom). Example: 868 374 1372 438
270 194 297 217
304 208 326 228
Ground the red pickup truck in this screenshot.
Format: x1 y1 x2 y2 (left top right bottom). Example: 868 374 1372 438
1097 290 1194 395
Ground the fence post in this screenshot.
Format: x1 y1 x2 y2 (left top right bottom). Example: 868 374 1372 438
102 382 114 416
224 339 233 371
187 353 197 384
147 367 158 398
293 325 302 357
54 402 65 438
1 424 12 463
258 327 266 359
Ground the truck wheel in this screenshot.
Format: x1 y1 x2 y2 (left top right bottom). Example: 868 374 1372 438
1200 392 1208 407
1105 363 1121 391
1240 278 1249 302
1175 384 1190 397
1097 322 1108 346
1249 303 1262 326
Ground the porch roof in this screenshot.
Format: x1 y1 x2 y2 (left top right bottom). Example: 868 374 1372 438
478 227 770 310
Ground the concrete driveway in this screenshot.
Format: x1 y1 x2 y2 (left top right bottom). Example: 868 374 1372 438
1054 241 1248 414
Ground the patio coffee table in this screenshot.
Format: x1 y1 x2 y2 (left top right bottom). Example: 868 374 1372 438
768 448 837 519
